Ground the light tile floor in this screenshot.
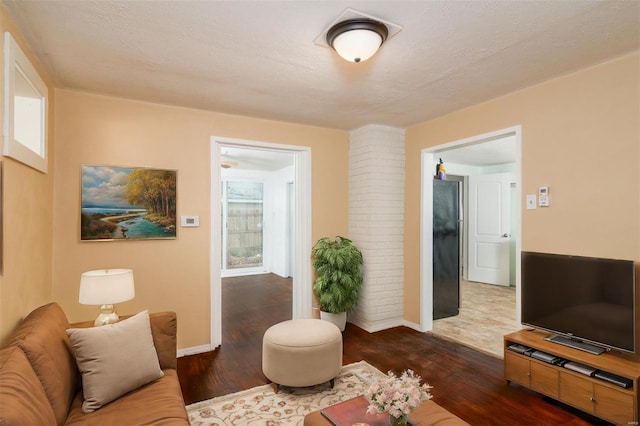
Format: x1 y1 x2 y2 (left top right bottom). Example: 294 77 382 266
431 280 519 358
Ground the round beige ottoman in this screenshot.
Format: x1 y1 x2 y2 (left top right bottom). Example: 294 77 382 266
262 319 343 393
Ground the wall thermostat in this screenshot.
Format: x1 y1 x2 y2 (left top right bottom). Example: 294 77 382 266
180 215 200 227
538 186 550 207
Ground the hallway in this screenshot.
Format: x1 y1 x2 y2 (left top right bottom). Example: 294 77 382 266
431 280 519 358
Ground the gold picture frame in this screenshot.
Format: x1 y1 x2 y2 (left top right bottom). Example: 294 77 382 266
81 164 177 241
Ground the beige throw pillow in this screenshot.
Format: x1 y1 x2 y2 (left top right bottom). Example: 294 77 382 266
66 310 164 413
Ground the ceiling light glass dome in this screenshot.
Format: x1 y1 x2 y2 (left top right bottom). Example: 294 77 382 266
327 19 389 63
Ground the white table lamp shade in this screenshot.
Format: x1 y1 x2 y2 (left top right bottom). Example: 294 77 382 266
79 269 135 305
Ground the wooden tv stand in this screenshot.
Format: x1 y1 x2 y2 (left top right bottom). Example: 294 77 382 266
504 329 640 425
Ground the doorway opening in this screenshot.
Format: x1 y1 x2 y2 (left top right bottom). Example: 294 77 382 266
210 137 312 349
420 126 522 347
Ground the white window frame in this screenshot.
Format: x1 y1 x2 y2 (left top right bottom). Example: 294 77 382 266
3 32 48 173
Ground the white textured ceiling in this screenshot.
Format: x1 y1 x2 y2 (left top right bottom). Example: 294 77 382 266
221 147 294 171
438 135 517 167
3 1 639 131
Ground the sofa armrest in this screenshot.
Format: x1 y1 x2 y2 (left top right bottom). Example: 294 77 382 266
149 311 178 370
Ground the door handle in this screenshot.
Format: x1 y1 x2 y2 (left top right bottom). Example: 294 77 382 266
501 233 509 238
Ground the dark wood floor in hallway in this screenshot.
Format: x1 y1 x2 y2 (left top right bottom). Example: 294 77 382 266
177 273 609 425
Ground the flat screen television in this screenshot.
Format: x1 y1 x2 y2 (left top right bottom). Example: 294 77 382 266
521 251 636 354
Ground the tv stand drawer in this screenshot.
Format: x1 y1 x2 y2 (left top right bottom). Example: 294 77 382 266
594 382 634 425
560 371 634 425
559 372 594 413
531 361 559 398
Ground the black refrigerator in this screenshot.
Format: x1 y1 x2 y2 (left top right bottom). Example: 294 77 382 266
433 179 460 320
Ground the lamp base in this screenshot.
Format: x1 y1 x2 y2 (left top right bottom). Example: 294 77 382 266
94 304 120 327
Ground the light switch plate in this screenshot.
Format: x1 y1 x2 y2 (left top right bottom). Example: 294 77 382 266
180 215 199 227
526 195 537 210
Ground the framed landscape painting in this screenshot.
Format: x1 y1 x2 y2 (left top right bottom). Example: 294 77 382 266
81 165 177 241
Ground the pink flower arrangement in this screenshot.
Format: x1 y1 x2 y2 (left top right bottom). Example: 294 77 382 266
364 369 433 419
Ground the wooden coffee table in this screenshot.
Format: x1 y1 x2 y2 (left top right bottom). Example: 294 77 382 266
303 396 469 426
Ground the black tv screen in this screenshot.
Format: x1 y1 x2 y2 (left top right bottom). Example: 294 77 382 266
521 251 636 353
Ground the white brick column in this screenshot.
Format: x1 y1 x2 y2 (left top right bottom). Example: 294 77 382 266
348 124 405 332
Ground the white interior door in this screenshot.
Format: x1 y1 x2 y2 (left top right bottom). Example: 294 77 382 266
467 172 512 286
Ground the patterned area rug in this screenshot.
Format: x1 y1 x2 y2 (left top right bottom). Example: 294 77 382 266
187 360 386 425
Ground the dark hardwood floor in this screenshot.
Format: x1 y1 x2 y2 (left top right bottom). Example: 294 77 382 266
177 273 609 425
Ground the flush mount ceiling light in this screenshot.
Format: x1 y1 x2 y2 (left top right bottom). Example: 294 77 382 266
314 9 402 63
326 18 389 63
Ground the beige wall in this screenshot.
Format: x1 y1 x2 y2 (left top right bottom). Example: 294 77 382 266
52 90 349 349
0 7 55 343
404 52 640 324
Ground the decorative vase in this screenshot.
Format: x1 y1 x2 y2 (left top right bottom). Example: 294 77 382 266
389 414 409 426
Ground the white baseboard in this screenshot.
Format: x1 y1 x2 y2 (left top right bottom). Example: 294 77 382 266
348 317 424 333
177 344 215 357
400 319 424 332
348 318 404 333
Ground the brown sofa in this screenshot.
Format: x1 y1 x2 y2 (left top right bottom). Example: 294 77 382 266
0 302 189 425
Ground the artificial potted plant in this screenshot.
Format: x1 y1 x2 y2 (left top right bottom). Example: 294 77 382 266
311 236 364 331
